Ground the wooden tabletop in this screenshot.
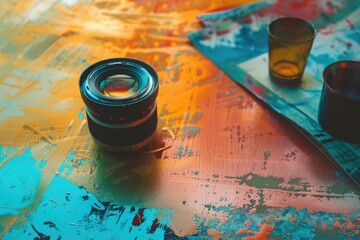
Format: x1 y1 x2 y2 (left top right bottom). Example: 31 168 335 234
0 0 359 239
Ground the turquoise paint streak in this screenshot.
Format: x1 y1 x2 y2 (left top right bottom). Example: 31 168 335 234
0 146 18 165
77 111 85 119
57 151 90 177
3 176 170 239
57 150 75 177
0 148 46 216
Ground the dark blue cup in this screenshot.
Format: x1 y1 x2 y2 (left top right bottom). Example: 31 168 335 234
318 61 360 143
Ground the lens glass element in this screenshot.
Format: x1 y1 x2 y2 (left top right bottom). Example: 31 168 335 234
99 74 139 98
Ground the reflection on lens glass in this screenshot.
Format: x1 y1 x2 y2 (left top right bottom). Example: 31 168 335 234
99 74 139 97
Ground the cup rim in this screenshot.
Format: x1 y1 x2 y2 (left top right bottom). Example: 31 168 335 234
323 60 360 103
268 17 317 44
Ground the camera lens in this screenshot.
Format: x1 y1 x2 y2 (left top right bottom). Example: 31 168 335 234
79 58 159 152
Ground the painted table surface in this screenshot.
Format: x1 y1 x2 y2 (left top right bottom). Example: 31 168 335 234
0 0 359 239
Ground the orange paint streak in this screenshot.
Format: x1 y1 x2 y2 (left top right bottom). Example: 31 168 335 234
346 222 356 230
207 228 224 240
322 223 328 230
0 216 18 238
236 228 253 235
243 224 275 240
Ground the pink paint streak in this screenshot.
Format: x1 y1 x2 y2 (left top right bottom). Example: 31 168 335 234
326 2 336 14
345 19 355 29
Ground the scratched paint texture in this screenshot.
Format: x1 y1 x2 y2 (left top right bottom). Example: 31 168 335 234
0 0 359 239
189 0 360 187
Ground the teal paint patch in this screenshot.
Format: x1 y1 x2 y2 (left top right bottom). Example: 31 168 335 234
0 148 46 216
271 208 316 239
175 145 194 158
3 176 172 239
79 58 88 65
57 151 75 177
0 146 18 165
182 126 200 139
77 111 85 119
190 112 203 124
263 150 271 160
57 151 90 178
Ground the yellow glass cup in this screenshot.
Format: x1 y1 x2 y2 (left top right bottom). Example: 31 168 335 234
268 17 316 86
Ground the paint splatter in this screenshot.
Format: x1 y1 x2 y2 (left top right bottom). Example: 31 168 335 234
193 205 360 239
3 176 173 239
263 150 271 160
0 148 46 216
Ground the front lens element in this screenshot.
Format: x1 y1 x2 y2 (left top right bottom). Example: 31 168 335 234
99 74 139 98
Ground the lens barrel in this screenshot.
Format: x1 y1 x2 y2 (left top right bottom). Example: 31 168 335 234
79 58 159 152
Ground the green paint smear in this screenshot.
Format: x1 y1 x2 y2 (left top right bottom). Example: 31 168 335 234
288 178 302 185
24 34 59 60
225 173 285 189
225 174 315 193
327 182 360 195
204 204 212 211
263 150 271 160
255 205 270 213
286 178 311 192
